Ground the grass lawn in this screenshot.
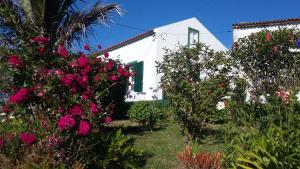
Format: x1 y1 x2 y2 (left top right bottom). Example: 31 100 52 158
108 120 225 169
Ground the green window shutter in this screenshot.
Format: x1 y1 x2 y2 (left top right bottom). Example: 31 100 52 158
134 61 144 92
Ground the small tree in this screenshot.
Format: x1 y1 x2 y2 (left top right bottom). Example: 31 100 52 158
157 43 232 139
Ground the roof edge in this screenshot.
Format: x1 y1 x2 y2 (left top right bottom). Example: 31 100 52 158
93 30 155 56
232 18 300 29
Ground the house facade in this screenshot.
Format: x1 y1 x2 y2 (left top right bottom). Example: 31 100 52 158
233 18 300 41
100 17 227 101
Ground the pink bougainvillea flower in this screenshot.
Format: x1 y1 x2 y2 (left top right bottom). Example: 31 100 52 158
265 33 272 41
0 137 4 149
69 104 84 116
89 101 100 115
57 44 68 58
82 91 89 100
109 75 118 81
97 44 102 49
78 121 91 136
31 36 49 44
38 47 45 54
78 55 89 68
57 114 76 131
68 59 78 68
105 116 112 124
106 60 114 70
20 132 36 145
118 66 125 75
9 87 31 104
61 74 76 86
122 71 131 77
93 74 102 82
104 52 109 58
84 44 90 51
47 134 61 147
125 64 131 70
81 65 91 75
8 55 23 68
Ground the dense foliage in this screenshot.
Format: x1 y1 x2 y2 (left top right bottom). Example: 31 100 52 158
128 101 166 130
157 43 232 138
232 28 300 95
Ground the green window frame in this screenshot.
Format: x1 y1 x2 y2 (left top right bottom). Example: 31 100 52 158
128 61 144 92
188 27 200 47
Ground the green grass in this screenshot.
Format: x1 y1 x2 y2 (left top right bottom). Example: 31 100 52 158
108 120 225 169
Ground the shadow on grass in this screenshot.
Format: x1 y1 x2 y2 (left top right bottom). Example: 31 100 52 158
186 124 225 147
103 121 167 136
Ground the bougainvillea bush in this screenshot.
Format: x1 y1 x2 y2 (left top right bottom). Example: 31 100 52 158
0 37 136 168
157 43 232 139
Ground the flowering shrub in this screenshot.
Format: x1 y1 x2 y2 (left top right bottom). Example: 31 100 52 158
232 28 300 95
0 36 132 167
157 43 232 138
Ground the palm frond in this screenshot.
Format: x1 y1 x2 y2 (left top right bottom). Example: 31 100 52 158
56 1 122 45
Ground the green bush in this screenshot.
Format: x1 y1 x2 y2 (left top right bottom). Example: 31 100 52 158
223 124 300 169
128 101 166 130
157 43 232 139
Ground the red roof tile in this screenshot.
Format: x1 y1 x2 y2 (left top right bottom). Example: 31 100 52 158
233 18 300 29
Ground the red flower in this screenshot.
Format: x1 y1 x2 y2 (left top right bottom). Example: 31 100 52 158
123 71 131 77
82 91 89 100
38 47 45 54
9 87 31 104
90 101 100 115
118 66 125 75
110 75 118 81
106 60 114 70
93 74 102 82
20 132 36 145
265 33 272 41
69 104 84 116
125 64 131 70
78 55 89 68
78 121 91 136
31 36 49 44
1 104 9 113
84 44 90 51
57 115 76 131
8 55 23 67
61 74 76 86
68 59 78 68
81 65 91 75
58 44 68 58
0 137 4 149
105 116 112 124
104 52 109 58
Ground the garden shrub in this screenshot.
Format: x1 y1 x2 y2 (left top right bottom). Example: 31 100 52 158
128 101 166 130
157 43 232 138
0 36 134 168
232 28 300 95
223 124 300 169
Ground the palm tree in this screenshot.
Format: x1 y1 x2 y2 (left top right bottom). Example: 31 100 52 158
0 0 121 47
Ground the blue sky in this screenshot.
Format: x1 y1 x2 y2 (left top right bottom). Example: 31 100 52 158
78 0 300 50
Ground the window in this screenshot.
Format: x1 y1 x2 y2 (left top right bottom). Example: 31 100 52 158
129 61 144 92
188 27 199 48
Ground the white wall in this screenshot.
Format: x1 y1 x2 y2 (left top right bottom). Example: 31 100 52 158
154 17 228 100
108 35 158 101
106 17 228 102
233 23 300 42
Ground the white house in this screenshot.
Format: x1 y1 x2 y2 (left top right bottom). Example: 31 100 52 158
100 17 227 101
233 18 300 41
